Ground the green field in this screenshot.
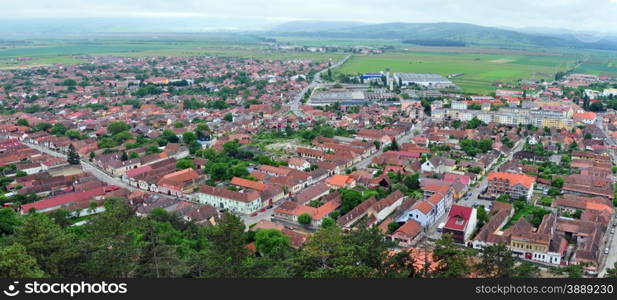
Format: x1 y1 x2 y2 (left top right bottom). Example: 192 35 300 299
334 50 586 94
0 35 345 69
3 34 617 95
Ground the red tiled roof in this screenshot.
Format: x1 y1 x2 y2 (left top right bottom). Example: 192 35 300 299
21 186 117 212
488 172 536 189
230 177 266 192
444 204 473 231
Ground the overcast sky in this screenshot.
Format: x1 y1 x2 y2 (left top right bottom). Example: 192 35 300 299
1 0 617 33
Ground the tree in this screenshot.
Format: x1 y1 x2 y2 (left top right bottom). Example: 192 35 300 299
176 159 195 170
67 144 80 165
387 222 401 234
182 131 197 144
10 213 78 277
17 118 29 126
136 220 187 278
224 113 233 122
0 243 45 278
402 173 420 190
65 129 82 140
107 121 130 136
201 213 250 278
513 261 540 278
298 213 312 225
80 199 143 278
320 217 336 229
605 262 617 278
432 234 474 278
551 177 564 189
254 229 290 256
389 138 399 151
0 208 20 237
477 206 489 227
50 123 68 136
120 151 129 161
340 189 363 214
475 243 515 278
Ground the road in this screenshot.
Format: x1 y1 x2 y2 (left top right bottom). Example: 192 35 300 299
24 141 137 191
596 113 617 277
458 139 525 207
290 54 352 118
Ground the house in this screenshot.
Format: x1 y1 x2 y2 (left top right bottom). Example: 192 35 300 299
337 197 377 228
196 185 263 214
325 174 356 189
157 168 201 197
472 201 515 250
442 205 477 245
390 220 423 247
486 172 536 200
366 190 406 225
421 156 455 174
20 185 119 214
293 182 330 205
288 157 310 171
230 176 266 192
273 197 341 228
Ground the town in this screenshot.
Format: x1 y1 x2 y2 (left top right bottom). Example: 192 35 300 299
2 49 617 279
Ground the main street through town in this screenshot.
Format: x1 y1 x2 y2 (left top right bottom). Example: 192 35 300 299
289 54 351 118
595 114 617 277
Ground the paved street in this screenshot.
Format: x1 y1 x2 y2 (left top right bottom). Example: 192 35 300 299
290 54 351 118
458 139 525 207
24 141 136 192
595 114 617 277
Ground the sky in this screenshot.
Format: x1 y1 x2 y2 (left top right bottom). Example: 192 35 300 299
1 0 617 33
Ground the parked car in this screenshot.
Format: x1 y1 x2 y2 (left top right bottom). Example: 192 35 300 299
250 212 258 217
260 208 267 212
605 248 610 255
267 205 273 209
611 228 615 234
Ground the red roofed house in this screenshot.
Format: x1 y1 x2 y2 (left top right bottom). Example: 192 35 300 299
442 204 477 245
325 174 356 189
487 172 536 200
20 186 118 214
390 220 423 247
157 168 201 197
230 177 266 192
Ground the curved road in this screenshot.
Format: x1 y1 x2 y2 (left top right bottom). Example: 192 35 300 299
290 54 352 118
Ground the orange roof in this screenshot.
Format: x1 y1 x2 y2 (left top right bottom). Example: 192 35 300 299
488 172 536 189
573 112 597 120
325 174 355 187
586 202 612 214
230 177 265 192
395 220 422 237
412 200 434 214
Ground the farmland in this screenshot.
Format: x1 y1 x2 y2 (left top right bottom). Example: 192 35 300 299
333 49 585 94
0 35 344 69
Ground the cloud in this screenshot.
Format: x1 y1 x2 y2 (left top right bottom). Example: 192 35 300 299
0 0 616 33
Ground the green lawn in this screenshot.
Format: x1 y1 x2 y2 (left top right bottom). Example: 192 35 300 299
333 50 580 94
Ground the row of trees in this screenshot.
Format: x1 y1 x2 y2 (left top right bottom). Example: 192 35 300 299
2 197 614 278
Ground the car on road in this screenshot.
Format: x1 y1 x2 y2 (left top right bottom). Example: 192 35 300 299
611 228 615 234
605 248 610 255
267 205 273 209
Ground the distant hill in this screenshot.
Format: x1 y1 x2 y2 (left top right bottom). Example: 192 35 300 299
269 21 617 51
270 21 368 33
